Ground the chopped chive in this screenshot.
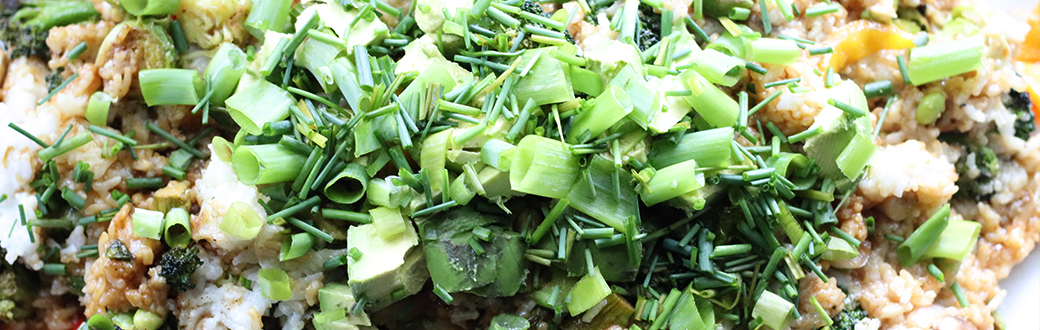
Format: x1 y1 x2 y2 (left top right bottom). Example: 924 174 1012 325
286 218 334 243
897 55 911 85
433 284 454 304
951 282 969 307
67 41 88 61
747 91 782 117
88 125 137 146
8 123 50 148
145 123 205 158
38 73 79 106
808 46 833 55
787 126 822 144
764 78 802 88
827 99 868 117
864 80 893 98
927 263 945 282
126 177 163 190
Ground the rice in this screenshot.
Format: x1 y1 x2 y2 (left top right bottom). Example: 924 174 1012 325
0 57 57 268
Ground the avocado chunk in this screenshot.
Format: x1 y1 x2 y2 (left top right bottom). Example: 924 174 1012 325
419 207 526 297
802 80 876 180
152 181 191 214
346 221 429 311
315 282 375 330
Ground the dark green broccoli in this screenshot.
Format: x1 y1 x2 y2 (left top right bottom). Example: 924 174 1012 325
158 246 203 293
941 133 1001 202
1004 89 1035 140
833 306 869 330
0 0 98 60
637 4 662 51
46 67 66 91
1 0 98 60
1 249 40 322
520 0 550 19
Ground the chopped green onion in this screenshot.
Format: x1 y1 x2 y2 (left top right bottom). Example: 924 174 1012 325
690 49 747 87
640 160 704 206
131 208 165 240
323 164 369 204
258 268 292 300
245 0 293 37
139 69 205 106
565 267 611 315
510 135 581 199
233 145 307 185
746 38 801 65
922 219 981 261
752 291 793 330
221 201 263 240
85 92 113 126
897 204 950 267
649 127 733 169
279 232 314 261
119 0 180 16
568 85 634 142
163 208 191 248
680 70 740 127
226 79 295 135
38 132 93 163
907 36 984 86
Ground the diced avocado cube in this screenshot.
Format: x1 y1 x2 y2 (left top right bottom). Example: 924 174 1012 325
153 181 191 214
420 207 526 297
317 283 374 330
346 221 429 310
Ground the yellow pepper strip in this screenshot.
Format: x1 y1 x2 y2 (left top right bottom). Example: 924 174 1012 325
1016 2 1040 62
822 20 917 70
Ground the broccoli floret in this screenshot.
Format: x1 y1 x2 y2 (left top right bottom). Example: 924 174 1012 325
833 307 869 330
0 249 40 322
1004 89 1035 140
830 296 870 330
158 246 203 293
1 9 50 60
520 0 551 19
942 133 1001 201
636 4 662 51
0 0 98 61
45 67 66 91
